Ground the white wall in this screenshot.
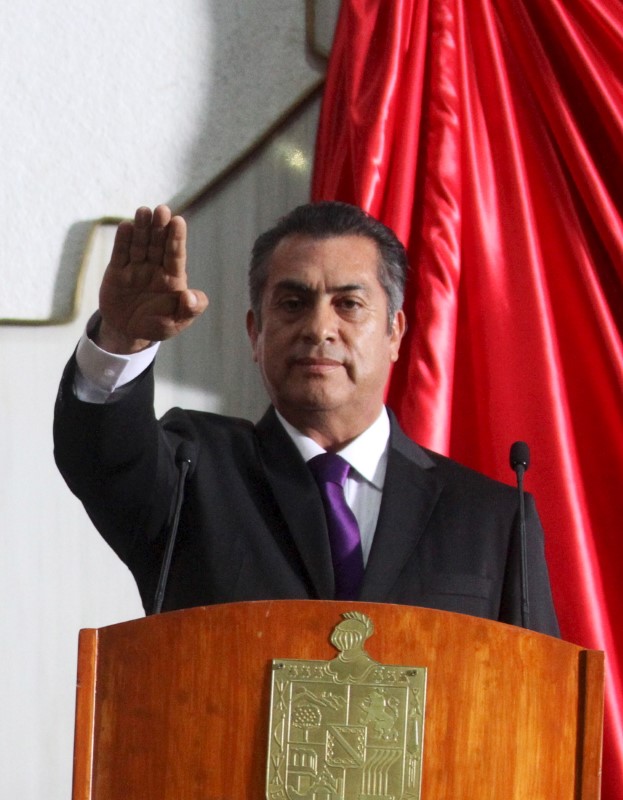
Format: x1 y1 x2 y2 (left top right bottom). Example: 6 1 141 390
1 0 326 322
0 2 338 797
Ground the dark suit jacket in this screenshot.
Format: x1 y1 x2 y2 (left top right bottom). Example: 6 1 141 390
54 357 559 636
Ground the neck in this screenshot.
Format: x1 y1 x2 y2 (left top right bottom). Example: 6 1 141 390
277 405 384 451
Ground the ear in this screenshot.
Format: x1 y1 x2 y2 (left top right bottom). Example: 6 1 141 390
246 309 259 361
389 309 406 363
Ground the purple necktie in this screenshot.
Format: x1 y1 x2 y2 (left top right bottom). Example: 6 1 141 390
308 452 364 600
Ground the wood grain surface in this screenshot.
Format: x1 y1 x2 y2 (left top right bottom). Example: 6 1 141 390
71 601 604 799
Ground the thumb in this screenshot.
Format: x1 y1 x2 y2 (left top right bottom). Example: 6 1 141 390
178 288 209 319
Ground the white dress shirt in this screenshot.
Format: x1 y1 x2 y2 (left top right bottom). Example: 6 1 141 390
275 409 389 564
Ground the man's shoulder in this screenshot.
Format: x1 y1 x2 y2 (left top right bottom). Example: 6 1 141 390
424 446 516 496
388 413 517 500
159 404 288 446
161 406 258 440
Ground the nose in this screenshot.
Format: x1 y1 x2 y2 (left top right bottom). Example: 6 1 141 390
300 299 337 344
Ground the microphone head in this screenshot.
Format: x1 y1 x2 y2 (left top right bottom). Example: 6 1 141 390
510 441 530 472
175 440 197 478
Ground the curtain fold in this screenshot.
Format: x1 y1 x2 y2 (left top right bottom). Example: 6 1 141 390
312 0 623 794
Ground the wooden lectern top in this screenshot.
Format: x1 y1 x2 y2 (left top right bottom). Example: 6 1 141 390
72 601 603 799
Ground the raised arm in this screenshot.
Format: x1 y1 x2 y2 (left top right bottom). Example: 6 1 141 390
96 204 209 353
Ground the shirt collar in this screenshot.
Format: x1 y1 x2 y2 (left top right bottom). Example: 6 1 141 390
274 407 390 490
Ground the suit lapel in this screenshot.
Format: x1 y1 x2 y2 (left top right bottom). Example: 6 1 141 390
360 417 442 601
255 408 335 598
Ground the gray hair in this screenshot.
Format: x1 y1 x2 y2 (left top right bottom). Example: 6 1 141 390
249 201 408 331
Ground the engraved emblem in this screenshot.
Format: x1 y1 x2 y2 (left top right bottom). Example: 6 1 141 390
266 612 426 800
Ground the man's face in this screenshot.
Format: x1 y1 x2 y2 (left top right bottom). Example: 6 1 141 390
247 234 406 438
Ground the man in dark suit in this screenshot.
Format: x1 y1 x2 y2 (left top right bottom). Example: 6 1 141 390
54 201 559 635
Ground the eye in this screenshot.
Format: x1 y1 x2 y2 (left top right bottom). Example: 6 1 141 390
335 296 364 314
278 296 305 313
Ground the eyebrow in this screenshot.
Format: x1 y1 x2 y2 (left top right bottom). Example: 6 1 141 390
272 279 369 294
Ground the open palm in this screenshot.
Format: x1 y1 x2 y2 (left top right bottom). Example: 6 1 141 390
98 205 208 353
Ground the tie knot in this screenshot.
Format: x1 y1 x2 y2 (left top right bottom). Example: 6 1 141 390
308 452 350 487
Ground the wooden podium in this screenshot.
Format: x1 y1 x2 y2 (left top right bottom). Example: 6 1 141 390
72 601 604 799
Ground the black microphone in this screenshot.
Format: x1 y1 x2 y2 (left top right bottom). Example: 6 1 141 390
151 441 195 615
509 441 530 629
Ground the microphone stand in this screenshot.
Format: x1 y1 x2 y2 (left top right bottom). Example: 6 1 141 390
510 441 530 630
151 443 194 615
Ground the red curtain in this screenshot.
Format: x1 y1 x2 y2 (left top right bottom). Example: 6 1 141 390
312 0 623 794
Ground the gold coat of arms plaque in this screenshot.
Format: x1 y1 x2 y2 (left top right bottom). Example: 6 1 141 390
266 611 427 800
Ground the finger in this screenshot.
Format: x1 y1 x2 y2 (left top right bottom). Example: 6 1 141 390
128 206 154 264
146 205 178 268
146 213 171 266
152 204 172 228
146 204 175 261
108 220 134 270
163 214 187 279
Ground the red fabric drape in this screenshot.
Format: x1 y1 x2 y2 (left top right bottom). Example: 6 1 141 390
312 0 623 794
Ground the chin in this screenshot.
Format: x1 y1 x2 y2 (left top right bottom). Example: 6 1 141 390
278 391 343 415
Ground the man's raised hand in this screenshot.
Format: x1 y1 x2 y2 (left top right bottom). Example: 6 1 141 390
97 205 208 353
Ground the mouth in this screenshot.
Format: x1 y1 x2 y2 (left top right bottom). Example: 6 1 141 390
290 356 343 373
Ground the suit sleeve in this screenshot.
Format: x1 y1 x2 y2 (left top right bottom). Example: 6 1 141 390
53 354 179 570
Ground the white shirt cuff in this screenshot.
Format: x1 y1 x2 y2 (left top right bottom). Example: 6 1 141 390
73 313 160 403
